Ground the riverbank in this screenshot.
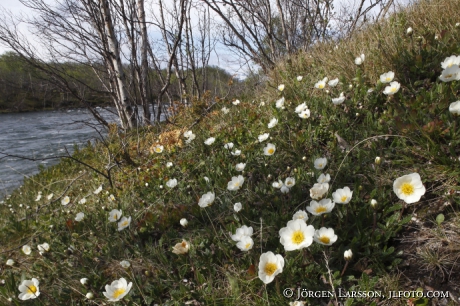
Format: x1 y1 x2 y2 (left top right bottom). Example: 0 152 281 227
0 0 459 304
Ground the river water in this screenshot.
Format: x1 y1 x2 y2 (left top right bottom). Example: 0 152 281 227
0 108 120 198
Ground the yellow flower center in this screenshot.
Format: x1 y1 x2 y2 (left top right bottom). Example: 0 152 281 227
234 182 240 187
446 74 453 78
319 84 324 89
391 87 397 92
264 262 278 276
245 243 251 249
27 285 37 294
268 148 274 154
291 230 305 245
156 148 161 152
181 241 187 248
319 235 330 244
318 163 323 168
315 206 327 214
400 183 414 195
113 288 126 299
114 214 118 220
341 195 348 202
121 220 129 227
386 77 391 81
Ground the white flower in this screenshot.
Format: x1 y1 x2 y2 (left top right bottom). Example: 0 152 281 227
258 133 269 142
278 84 285 91
78 198 87 204
94 185 103 194
224 142 234 149
306 199 335 216
259 101 265 106
231 225 253 241
6 259 14 266
222 107 230 114
166 162 173 168
314 227 338 245
46 193 54 200
18 278 40 300
279 219 315 251
370 199 378 208
297 76 303 81
80 278 89 285
153 145 164 153
232 99 241 105
203 176 210 183
204 137 216 145
263 143 276 156
295 102 308 114
380 71 395 83
310 183 329 200
275 97 285 109
317 173 331 183
180 218 188 227
314 79 326 89
375 156 381 164
118 216 131 231
22 245 32 255
299 109 311 119
75 212 85 222
108 209 122 222
198 192 215 208
166 178 178 188
383 81 401 95
284 177 295 188
86 292 94 299
441 55 460 69
35 194 42 201
236 236 253 251
439 66 460 82
344 249 353 260
61 196 70 206
37 243 50 255
231 149 241 156
292 210 308 221
328 78 339 87
280 185 290 194
449 101 460 115
258 251 284 284
103 277 132 302
227 175 245 191
120 260 130 269
332 187 353 204
332 92 345 105
393 173 426 204
268 118 278 128
184 131 196 143
272 180 283 189
235 163 246 171
172 240 190 255
368 88 374 93
355 54 365 65
406 27 413 35
234 202 242 212
314 157 327 170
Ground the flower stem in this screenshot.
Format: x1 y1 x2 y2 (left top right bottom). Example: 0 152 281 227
341 261 349 277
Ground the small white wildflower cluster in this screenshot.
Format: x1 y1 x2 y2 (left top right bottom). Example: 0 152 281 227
231 225 254 252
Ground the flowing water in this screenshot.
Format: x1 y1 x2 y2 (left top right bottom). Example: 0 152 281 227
0 108 120 198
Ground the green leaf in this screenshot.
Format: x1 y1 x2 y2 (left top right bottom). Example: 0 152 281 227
436 213 445 225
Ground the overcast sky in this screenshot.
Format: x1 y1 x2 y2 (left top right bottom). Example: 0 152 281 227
0 0 411 77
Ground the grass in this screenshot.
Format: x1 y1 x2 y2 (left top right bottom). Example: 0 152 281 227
1 0 460 305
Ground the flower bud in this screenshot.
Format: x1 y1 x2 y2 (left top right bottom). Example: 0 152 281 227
344 249 353 261
180 218 188 227
80 278 89 285
456 22 460 28
302 156 307 161
370 199 377 208
86 292 94 300
406 27 413 35
375 156 381 165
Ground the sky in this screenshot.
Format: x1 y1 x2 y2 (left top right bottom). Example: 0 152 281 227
0 0 411 78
